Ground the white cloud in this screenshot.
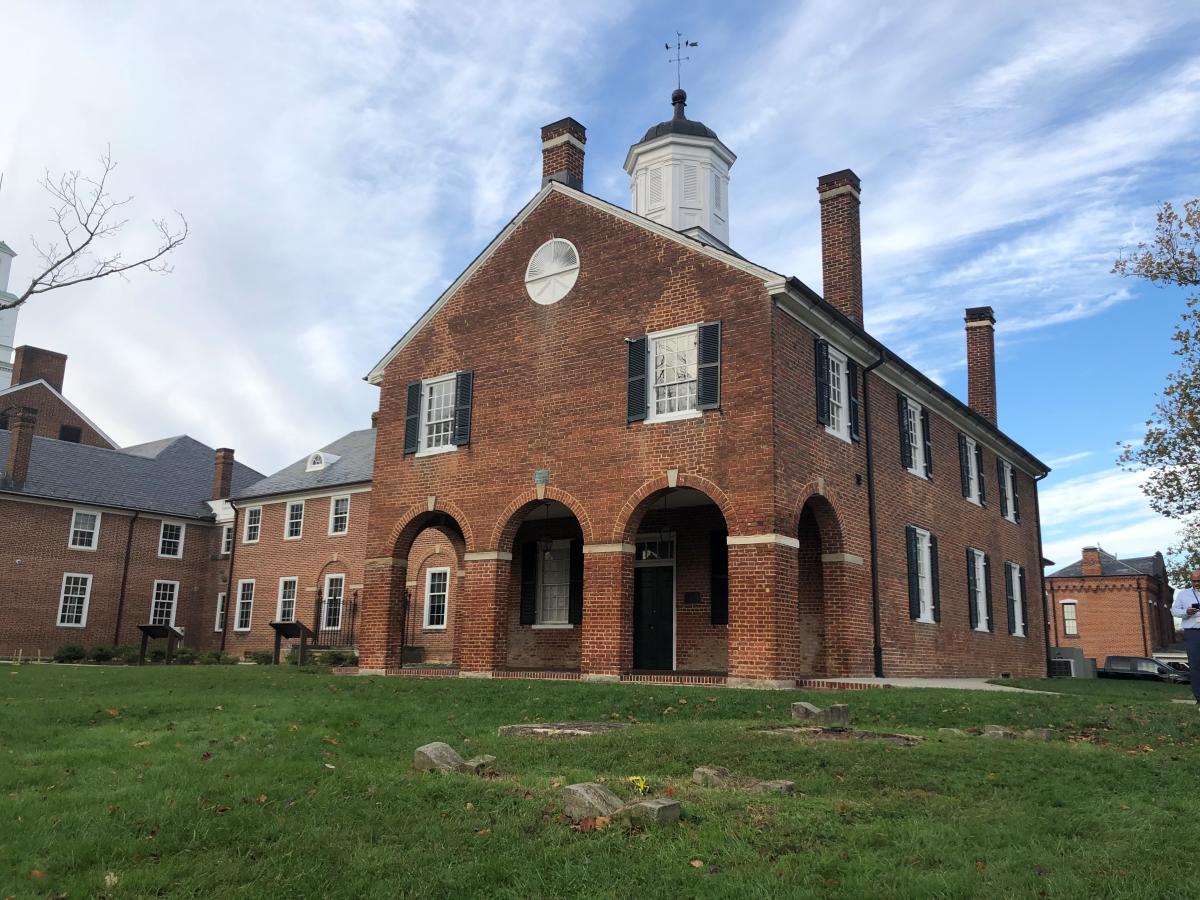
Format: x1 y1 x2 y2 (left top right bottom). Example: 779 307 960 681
1045 451 1094 469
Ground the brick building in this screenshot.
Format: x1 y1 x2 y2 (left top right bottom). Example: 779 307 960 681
0 345 117 448
1045 546 1175 663
0 359 261 657
356 92 1051 686
220 429 374 657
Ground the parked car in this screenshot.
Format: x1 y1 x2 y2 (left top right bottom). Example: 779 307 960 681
1100 656 1191 684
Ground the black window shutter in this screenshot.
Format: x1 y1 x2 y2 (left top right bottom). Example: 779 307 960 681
975 444 987 506
1012 471 1021 523
921 408 933 478
929 532 941 623
997 458 1009 518
697 322 721 410
403 382 422 455
1018 566 1029 633
710 531 729 626
906 525 920 620
452 371 474 447
1005 562 1016 635
847 360 861 441
966 548 978 629
626 337 648 423
958 434 971 498
897 394 913 469
983 554 994 631
568 539 584 625
815 338 831 426
519 542 538 626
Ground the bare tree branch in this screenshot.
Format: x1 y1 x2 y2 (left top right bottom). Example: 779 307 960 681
0 145 188 310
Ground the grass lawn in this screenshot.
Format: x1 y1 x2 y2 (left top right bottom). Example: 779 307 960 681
2 666 1196 899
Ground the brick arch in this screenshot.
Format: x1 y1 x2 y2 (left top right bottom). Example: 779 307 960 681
791 482 848 556
408 528 465 575
613 473 735 544
387 498 475 560
489 487 595 552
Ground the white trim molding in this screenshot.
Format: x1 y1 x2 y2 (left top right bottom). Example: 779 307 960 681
463 550 513 562
821 552 864 566
727 533 801 549
582 543 636 555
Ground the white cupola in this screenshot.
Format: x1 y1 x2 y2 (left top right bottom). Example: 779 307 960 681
623 90 736 249
0 241 18 388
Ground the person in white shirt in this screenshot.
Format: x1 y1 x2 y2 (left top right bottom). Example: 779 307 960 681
1170 570 1200 705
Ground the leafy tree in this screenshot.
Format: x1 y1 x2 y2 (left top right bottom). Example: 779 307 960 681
1114 199 1200 583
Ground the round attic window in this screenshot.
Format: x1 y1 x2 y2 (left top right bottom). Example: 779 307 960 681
524 238 580 305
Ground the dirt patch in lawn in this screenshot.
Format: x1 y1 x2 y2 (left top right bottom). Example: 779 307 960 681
498 722 633 738
757 726 923 747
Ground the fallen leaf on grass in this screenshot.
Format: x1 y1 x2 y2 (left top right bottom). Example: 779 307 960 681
465 802 474 811
678 698 688 705
288 724 300 732
475 829 491 836
665 785 676 798
689 860 705 869
30 870 47 880
105 708 120 717
200 752 213 762
104 872 118 889
975 861 986 871
256 794 268 805
214 805 230 815
213 706 224 711
322 736 339 746
324 764 336 770
574 816 611 833
1033 864 1050 877
133 741 150 748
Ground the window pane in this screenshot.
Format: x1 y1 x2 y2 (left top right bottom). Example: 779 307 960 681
1063 604 1078 636
323 577 344 629
331 497 349 533
59 576 90 625
538 544 571 624
427 570 448 627
160 523 182 556
151 582 176 626
237 583 254 629
287 503 304 538
71 512 97 548
279 579 297 622
424 379 455 449
653 331 698 416
827 355 843 433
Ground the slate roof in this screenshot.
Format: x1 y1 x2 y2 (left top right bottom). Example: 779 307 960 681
1049 549 1163 579
0 432 263 520
234 428 375 501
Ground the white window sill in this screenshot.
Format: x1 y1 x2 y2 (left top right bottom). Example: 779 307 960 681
158 553 183 560
423 624 447 632
416 445 457 458
57 622 87 629
328 530 348 538
1012 632 1026 639
973 625 991 633
1003 515 1018 525
233 628 252 633
321 627 343 633
532 623 574 630
68 544 98 552
646 409 702 425
243 538 260 545
914 616 937 625
284 535 303 541
905 467 930 480
824 425 851 444
965 495 981 507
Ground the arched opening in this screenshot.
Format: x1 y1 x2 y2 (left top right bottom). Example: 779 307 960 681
622 487 729 674
501 500 585 672
395 511 466 668
795 494 844 677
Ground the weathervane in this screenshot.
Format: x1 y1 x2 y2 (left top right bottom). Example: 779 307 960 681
666 32 699 90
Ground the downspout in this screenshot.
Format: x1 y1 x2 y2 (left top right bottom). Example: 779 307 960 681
862 349 887 677
113 512 140 645
1136 579 1149 657
221 504 240 653
1034 472 1052 676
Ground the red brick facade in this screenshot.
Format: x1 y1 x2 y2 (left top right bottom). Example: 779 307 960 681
1 380 114 448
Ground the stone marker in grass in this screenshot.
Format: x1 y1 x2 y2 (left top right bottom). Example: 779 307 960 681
414 742 467 773
982 725 1017 740
624 798 681 825
563 783 625 820
692 765 734 787
752 780 797 795
498 722 631 738
791 702 851 726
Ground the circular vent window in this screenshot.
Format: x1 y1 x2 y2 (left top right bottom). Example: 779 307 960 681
524 238 580 305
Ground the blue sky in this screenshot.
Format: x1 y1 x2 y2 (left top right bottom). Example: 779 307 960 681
2 1 1198 570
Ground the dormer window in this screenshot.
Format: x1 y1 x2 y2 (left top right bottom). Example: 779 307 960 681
305 451 340 472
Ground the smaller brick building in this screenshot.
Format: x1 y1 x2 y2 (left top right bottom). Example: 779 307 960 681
1045 547 1175 664
0 346 117 448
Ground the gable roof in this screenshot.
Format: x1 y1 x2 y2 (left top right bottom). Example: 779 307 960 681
0 378 119 448
366 181 1049 477
1049 549 1163 579
0 431 263 520
234 428 375 501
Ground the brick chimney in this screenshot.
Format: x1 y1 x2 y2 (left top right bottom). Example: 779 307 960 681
541 118 586 190
12 346 67 393
1081 546 1102 576
212 448 235 500
5 406 37 485
964 307 997 424
817 169 864 327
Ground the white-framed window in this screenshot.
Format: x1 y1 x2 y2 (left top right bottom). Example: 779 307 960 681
68 509 101 551
1000 460 1018 523
825 346 850 442
424 567 449 629
647 324 699 421
235 580 255 631
635 532 676 563
150 580 178 626
221 525 233 556
57 573 92 627
969 548 989 632
905 398 926 478
1062 601 1078 637
535 539 572 627
1007 561 1026 637
963 436 982 505
243 507 261 544
158 521 185 558
284 501 304 540
277 577 298 623
417 374 457 455
912 526 935 623
328 495 350 536
322 575 345 631
214 592 227 632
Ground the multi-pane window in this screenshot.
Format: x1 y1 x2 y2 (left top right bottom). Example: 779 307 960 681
635 533 676 563
150 581 178 626
57 574 92 627
69 510 100 550
968 548 989 632
420 376 456 452
221 525 233 556
285 501 304 540
323 575 345 631
905 400 925 477
159 522 185 558
999 460 1019 523
329 496 350 535
214 592 226 632
425 568 449 629
907 526 937 623
649 326 698 419
826 348 846 439
244 507 261 543
1063 602 1078 637
536 540 572 625
1006 561 1026 637
961 435 984 504
277 577 297 623
235 580 255 631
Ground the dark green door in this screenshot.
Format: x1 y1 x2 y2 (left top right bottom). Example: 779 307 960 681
633 566 673 670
